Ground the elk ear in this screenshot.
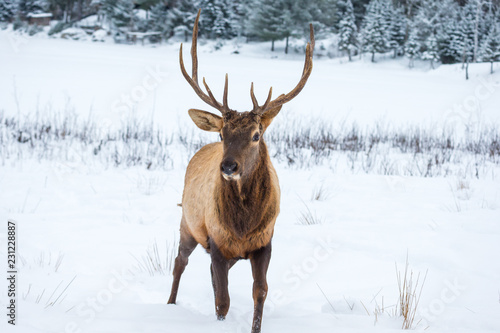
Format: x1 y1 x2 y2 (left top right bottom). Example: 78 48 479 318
188 109 223 132
260 105 283 132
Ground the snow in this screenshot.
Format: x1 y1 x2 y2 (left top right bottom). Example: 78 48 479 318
91 29 107 42
1 32 499 133
0 31 500 333
26 13 53 18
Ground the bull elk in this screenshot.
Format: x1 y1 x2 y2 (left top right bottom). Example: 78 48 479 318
167 9 314 333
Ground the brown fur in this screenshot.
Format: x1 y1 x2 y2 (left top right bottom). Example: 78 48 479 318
181 111 280 259
169 11 313 333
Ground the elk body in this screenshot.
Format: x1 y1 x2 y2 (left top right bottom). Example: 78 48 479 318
167 10 314 333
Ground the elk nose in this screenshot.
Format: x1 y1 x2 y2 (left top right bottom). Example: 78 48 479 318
221 160 239 175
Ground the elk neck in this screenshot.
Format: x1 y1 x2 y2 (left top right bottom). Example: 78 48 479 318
216 140 275 239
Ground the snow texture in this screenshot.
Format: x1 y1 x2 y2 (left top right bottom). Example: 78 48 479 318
0 30 500 333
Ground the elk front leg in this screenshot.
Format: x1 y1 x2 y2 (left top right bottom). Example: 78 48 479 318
168 217 198 304
209 239 230 320
249 242 272 333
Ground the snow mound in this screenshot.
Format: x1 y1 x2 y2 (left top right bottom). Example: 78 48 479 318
60 27 88 41
92 29 108 42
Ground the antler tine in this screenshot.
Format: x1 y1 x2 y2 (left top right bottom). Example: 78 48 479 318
304 23 315 75
250 82 259 111
252 86 273 115
259 24 314 114
190 10 199 84
179 9 227 114
202 77 221 108
261 87 273 111
223 73 229 109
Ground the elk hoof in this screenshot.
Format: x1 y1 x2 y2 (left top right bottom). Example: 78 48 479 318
217 314 226 321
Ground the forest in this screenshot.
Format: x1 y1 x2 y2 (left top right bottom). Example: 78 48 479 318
1 0 500 67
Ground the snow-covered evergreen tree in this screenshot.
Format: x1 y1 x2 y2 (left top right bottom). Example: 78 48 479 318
480 24 500 73
98 0 117 28
479 2 496 42
228 0 246 38
362 0 389 62
338 0 357 61
248 0 290 52
17 0 48 18
414 0 459 57
112 0 136 30
0 0 16 22
388 6 406 57
197 0 238 39
405 29 420 68
380 0 393 33
437 17 462 64
460 1 478 64
308 0 337 34
148 2 170 37
422 34 439 69
167 0 196 41
413 0 439 45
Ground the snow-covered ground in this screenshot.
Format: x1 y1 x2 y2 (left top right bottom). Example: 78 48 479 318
1 31 500 333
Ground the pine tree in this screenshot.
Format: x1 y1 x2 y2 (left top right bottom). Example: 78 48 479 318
167 0 196 41
479 2 496 42
309 0 337 34
197 0 238 39
338 0 357 61
362 0 389 62
0 0 16 22
149 2 170 37
18 0 48 19
412 0 440 45
480 24 500 74
228 0 246 37
405 29 420 68
112 0 136 31
437 18 462 64
388 7 406 57
248 0 290 52
98 0 118 29
422 34 439 69
459 1 477 64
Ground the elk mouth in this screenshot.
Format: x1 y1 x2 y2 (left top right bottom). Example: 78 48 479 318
222 173 241 181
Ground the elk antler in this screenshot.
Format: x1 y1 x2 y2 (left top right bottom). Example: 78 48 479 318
179 9 229 114
252 24 315 115
180 10 314 116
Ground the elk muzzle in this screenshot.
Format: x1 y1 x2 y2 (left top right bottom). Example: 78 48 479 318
221 159 240 180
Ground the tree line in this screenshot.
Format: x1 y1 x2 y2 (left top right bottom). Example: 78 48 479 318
1 0 499 70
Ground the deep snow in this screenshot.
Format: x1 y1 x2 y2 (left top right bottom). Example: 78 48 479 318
1 30 500 333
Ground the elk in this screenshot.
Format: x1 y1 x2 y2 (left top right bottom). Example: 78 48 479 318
167 10 314 333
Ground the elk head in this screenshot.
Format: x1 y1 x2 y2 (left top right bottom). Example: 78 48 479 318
180 10 314 181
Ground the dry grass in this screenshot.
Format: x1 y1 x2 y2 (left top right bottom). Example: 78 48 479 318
396 256 427 329
311 183 331 201
297 201 322 225
2 112 499 178
19 251 65 272
132 239 177 276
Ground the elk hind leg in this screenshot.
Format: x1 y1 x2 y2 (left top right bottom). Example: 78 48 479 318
167 217 197 304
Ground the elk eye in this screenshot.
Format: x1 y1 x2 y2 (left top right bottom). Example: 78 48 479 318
219 134 223 141
252 133 260 142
